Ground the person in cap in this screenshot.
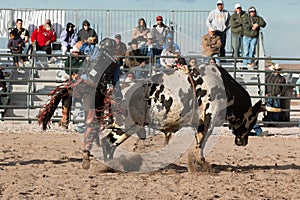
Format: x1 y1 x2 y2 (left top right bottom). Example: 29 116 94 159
58 46 85 129
60 22 78 55
139 32 161 75
113 34 127 68
31 19 57 64
242 6 266 67
265 64 286 123
64 46 84 76
140 32 161 62
201 27 222 64
151 15 170 49
132 18 150 48
230 3 248 58
206 0 230 57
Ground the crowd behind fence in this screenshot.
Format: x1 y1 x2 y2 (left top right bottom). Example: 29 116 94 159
0 9 220 55
0 8 299 127
0 52 299 127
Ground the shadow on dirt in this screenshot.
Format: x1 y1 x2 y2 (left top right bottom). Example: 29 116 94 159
0 157 82 166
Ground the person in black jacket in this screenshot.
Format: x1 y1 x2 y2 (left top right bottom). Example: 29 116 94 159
265 64 286 122
77 20 98 54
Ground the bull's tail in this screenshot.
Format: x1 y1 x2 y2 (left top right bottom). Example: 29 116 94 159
37 85 70 130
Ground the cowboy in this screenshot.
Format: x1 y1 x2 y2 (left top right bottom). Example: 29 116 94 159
265 64 286 122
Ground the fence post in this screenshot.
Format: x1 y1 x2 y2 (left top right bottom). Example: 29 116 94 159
106 10 111 38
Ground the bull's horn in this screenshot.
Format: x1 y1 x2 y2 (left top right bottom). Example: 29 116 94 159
265 106 282 113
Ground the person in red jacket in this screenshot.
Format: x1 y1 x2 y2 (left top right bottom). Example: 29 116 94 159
31 19 57 64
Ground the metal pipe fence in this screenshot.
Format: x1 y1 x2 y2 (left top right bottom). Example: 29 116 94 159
0 9 225 55
0 52 299 127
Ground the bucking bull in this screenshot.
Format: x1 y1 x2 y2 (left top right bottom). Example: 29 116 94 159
38 38 265 172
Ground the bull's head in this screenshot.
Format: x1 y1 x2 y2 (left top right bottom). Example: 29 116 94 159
231 100 265 146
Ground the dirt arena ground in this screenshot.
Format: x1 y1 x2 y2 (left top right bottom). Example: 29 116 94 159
0 122 299 199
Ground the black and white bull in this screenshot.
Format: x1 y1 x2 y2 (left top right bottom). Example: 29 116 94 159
97 64 263 170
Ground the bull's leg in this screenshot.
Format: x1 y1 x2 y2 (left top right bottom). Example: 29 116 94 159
188 114 212 172
187 131 211 173
102 128 130 161
133 128 146 152
164 132 172 145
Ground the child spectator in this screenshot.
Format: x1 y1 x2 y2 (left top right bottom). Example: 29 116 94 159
7 31 25 74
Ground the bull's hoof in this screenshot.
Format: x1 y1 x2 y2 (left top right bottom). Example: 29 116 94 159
187 152 198 173
187 153 214 173
82 151 91 170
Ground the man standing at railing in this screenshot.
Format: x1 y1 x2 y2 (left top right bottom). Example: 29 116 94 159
201 27 222 65
206 0 231 57
242 6 266 68
230 3 248 58
151 16 170 50
31 19 57 64
265 64 286 124
12 19 30 63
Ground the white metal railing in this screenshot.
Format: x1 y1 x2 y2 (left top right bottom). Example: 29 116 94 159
0 51 299 127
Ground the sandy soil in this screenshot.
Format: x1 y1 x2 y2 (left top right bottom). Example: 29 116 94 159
0 122 299 199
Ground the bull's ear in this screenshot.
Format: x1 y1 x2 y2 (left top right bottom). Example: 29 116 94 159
252 100 265 115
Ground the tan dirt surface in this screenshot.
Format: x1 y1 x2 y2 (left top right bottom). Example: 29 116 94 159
0 122 299 199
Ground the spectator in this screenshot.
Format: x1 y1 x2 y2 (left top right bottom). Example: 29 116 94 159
160 43 179 70
188 58 197 69
206 0 230 57
58 47 84 129
120 72 135 92
230 3 248 58
209 58 218 66
7 31 25 74
113 34 127 67
140 32 161 68
132 18 150 48
151 16 170 49
64 47 84 76
124 39 146 79
242 6 266 67
60 22 78 55
201 27 222 65
174 52 187 68
296 75 300 98
31 19 57 64
57 73 72 129
265 64 286 122
12 19 30 62
124 72 135 83
77 20 98 54
0 68 7 94
163 33 180 52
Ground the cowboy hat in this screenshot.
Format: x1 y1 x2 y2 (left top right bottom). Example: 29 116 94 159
128 39 138 46
269 64 282 71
